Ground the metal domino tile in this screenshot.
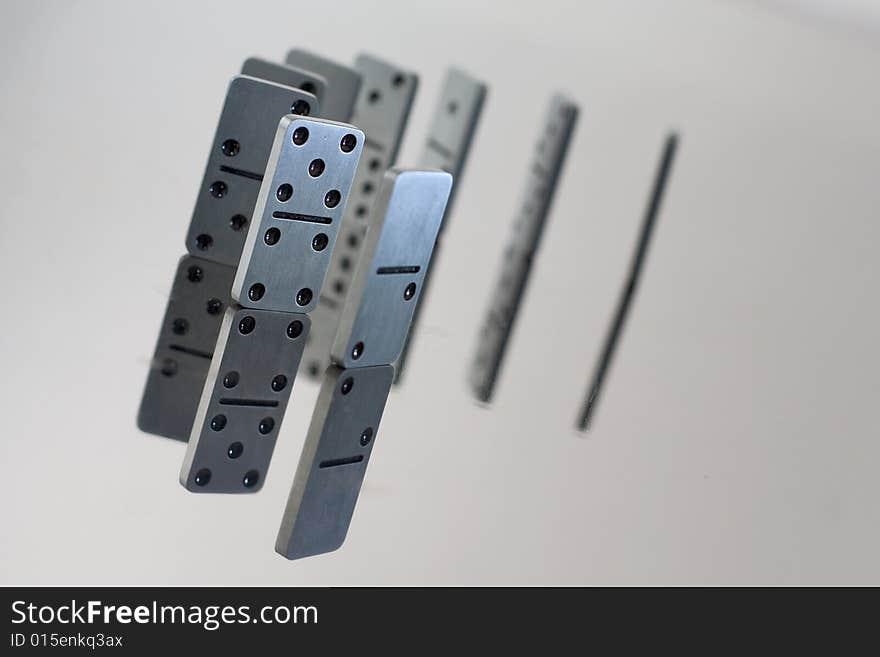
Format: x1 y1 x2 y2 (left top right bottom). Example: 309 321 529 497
285 49 362 122
231 116 364 315
275 364 393 560
184 76 320 266
331 169 452 369
417 68 487 183
138 255 236 441
180 308 310 493
468 94 579 402
577 133 679 431
302 54 418 380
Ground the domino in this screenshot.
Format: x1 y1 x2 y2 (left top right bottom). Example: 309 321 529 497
276 168 451 559
285 49 362 122
181 115 365 493
331 169 452 368
184 76 320 266
393 67 487 382
137 256 236 441
416 68 487 179
231 116 365 314
275 365 393 559
577 133 679 431
468 94 578 403
179 308 310 493
240 57 328 107
301 54 418 379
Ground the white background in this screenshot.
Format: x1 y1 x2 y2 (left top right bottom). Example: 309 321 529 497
1 0 878 584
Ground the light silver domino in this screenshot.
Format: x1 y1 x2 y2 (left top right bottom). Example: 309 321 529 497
331 169 452 369
302 54 418 379
231 116 364 314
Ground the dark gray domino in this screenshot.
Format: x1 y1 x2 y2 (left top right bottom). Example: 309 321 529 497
138 255 235 441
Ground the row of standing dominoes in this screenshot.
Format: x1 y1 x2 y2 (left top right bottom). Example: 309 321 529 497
139 52 487 445
136 51 477 554
138 46 674 558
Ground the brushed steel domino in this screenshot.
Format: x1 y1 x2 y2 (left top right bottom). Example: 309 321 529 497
231 116 364 315
180 308 310 493
275 364 393 560
331 169 452 369
184 76 320 266
301 54 418 380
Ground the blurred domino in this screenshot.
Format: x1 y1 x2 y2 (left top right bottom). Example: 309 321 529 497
468 94 578 402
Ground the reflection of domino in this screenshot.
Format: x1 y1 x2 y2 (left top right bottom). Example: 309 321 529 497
302 54 419 380
180 116 364 494
276 169 451 560
393 68 487 383
138 75 320 442
469 95 579 403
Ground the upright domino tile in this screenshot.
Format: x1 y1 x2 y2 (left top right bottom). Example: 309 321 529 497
185 76 320 266
138 75 320 442
392 68 487 382
276 169 451 559
330 171 451 369
179 307 312 493
468 94 579 403
231 117 365 314
301 54 418 379
577 133 679 431
276 364 393 559
181 116 364 493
